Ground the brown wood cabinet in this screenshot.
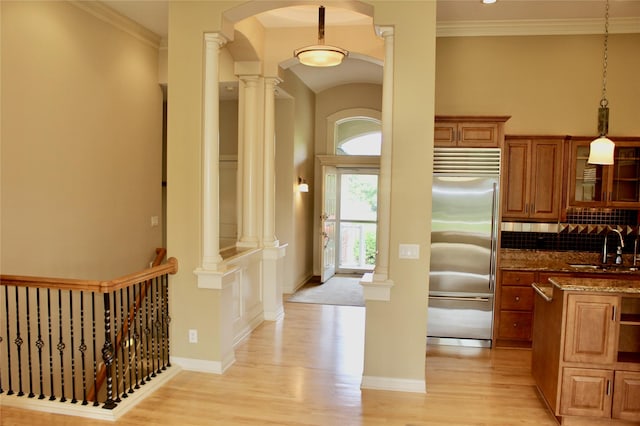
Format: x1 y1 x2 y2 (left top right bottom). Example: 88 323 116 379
494 270 537 347
568 137 640 208
532 287 640 424
434 116 509 148
501 136 565 221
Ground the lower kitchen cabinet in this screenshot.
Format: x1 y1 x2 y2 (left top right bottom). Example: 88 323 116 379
495 269 540 347
533 286 640 424
613 370 640 421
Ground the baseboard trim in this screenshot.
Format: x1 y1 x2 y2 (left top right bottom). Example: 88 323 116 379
0 364 182 421
361 375 427 394
171 354 235 375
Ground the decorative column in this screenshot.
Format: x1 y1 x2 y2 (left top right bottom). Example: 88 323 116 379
262 77 286 321
199 33 226 270
262 77 281 247
194 33 238 374
361 26 395 301
237 75 260 248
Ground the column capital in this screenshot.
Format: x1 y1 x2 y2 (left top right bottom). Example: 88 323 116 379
376 26 395 38
204 32 228 48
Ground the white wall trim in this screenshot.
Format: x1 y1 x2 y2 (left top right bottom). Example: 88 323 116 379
0 365 181 421
437 17 640 38
171 354 235 375
70 1 161 48
361 375 426 394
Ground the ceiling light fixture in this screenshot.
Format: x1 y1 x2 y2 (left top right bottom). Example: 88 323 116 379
588 0 615 165
294 6 348 67
482 0 497 4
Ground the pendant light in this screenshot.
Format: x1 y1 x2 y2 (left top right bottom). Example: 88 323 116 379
588 0 614 165
294 6 348 67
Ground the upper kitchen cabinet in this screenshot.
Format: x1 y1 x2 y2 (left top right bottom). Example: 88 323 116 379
569 137 640 208
502 136 565 221
434 116 510 148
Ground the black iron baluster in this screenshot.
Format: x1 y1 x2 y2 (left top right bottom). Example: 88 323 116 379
57 289 66 403
144 284 151 382
5 285 14 395
79 292 88 405
101 293 116 409
131 283 144 389
137 282 145 387
69 291 77 403
126 285 134 395
154 277 162 375
150 278 157 378
47 289 55 400
25 287 35 398
112 294 121 403
13 285 24 396
91 293 99 407
119 288 128 399
164 273 171 368
35 288 45 399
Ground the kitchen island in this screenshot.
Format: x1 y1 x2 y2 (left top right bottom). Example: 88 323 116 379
531 276 640 425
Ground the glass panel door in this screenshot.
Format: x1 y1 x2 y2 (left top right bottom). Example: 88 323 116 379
611 146 640 203
572 141 605 204
337 172 378 273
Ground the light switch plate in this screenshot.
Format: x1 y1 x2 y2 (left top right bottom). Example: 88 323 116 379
399 243 420 259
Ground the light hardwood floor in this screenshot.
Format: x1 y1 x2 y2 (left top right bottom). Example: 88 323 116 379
0 302 557 425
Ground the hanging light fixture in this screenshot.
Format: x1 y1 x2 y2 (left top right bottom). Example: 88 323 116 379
294 6 348 67
588 0 614 165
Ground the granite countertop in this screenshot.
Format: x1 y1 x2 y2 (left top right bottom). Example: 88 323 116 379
547 276 640 294
500 249 640 275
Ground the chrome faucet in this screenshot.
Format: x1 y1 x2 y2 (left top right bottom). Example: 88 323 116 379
601 227 625 264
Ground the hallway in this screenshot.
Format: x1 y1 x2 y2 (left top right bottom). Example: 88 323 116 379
0 302 556 425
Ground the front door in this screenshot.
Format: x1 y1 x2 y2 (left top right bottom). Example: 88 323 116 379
320 166 337 282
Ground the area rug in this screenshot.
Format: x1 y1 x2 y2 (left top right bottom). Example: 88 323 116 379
287 275 365 307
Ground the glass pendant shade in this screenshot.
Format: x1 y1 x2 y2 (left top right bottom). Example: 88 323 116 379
294 45 347 67
294 6 348 68
588 136 615 165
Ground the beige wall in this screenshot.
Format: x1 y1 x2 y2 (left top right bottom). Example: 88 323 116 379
436 34 640 136
1 1 163 280
277 69 316 294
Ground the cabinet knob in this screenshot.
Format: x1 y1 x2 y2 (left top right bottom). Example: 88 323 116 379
513 323 518 328
515 296 520 302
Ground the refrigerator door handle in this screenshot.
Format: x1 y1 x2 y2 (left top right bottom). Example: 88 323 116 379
489 182 498 292
429 295 491 303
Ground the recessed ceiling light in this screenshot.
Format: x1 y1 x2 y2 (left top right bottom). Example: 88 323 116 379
482 0 497 4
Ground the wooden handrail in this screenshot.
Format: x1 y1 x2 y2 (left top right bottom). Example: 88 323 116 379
0 255 177 292
86 248 170 402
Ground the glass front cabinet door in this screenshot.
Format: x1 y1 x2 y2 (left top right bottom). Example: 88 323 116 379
569 138 640 208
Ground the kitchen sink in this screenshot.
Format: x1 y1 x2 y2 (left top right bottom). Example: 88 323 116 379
567 263 602 270
567 263 639 272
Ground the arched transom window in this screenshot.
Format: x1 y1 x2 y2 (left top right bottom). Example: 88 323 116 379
335 117 381 156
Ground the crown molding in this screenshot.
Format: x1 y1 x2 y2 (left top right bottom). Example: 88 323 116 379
70 1 161 49
437 17 640 37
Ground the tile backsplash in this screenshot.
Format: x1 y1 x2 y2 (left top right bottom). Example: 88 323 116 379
501 208 639 253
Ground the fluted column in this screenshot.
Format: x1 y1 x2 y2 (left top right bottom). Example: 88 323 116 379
262 77 281 247
238 75 260 248
200 33 226 270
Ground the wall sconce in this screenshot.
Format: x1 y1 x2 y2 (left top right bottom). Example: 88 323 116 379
298 177 309 193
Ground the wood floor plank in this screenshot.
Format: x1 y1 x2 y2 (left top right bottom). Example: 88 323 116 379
0 303 557 425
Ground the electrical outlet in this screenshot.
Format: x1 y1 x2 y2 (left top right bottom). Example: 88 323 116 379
188 329 198 343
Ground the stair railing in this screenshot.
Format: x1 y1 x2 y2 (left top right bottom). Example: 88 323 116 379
0 249 178 410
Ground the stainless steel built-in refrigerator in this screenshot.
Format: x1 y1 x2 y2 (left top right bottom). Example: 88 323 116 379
427 148 501 347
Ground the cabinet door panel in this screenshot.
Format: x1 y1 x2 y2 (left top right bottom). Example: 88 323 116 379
569 140 606 206
434 123 457 146
560 367 613 418
564 294 619 364
613 371 640 421
502 141 530 219
530 140 562 219
458 122 499 147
